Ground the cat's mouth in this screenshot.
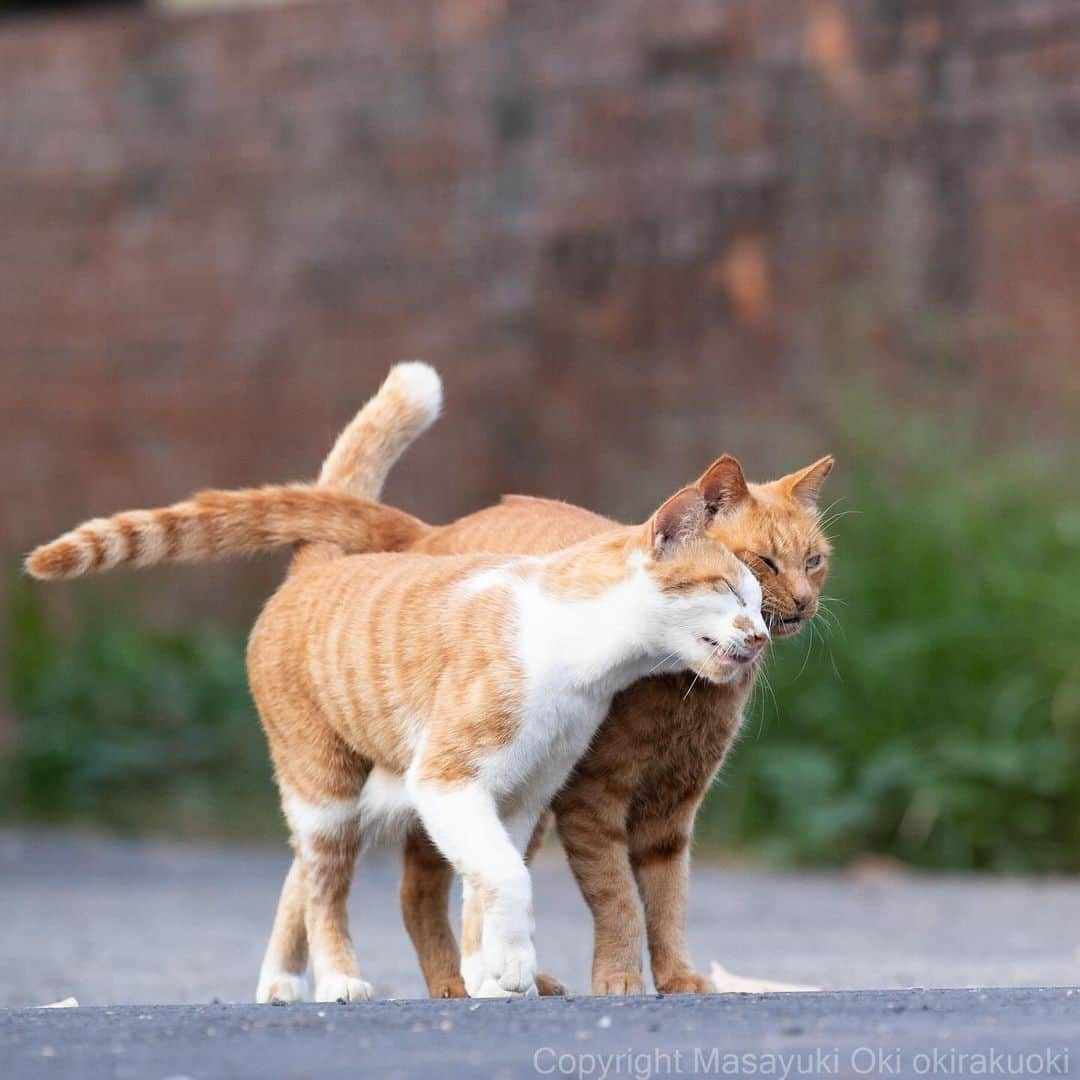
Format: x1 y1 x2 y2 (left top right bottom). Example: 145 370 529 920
769 614 805 637
698 638 759 666
727 649 759 665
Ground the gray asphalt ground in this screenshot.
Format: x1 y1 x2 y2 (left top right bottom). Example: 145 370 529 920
3 829 1080 1006
5 990 1080 1080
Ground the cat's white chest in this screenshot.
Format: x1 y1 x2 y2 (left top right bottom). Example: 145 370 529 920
458 565 657 813
483 683 609 811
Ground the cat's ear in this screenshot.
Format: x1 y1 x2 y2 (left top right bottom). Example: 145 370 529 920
650 486 707 559
782 455 835 510
696 454 750 521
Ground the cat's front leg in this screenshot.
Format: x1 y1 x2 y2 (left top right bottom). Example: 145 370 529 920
628 775 712 995
552 766 646 995
409 779 537 997
458 814 542 998
459 878 493 997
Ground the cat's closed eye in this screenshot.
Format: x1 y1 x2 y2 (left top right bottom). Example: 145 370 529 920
755 554 779 574
717 578 747 606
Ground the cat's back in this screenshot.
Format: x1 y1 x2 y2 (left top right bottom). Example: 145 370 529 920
415 496 616 557
248 550 520 769
251 550 498 652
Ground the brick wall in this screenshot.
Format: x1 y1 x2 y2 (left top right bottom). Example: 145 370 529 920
1 0 1078 608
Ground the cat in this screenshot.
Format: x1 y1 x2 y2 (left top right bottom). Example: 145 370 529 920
312 369 835 998
31 477 770 1002
27 362 834 998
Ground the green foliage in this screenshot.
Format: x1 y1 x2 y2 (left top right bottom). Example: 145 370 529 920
3 442 1079 869
699 451 1080 871
1 582 280 840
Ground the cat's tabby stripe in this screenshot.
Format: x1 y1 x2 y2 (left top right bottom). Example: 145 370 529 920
26 486 429 580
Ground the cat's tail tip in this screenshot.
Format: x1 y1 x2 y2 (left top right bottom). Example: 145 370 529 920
26 534 93 580
385 361 443 431
316 361 443 495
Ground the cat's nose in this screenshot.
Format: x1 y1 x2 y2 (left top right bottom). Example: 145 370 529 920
745 631 768 653
793 593 810 613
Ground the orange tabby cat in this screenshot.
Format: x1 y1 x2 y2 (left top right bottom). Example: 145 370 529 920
32 478 769 1002
28 362 833 998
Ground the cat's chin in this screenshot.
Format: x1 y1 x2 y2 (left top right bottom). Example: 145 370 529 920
691 656 753 685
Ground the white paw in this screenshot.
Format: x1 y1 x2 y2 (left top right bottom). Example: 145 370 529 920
464 952 537 999
484 940 537 996
256 972 307 1004
315 973 374 1003
473 976 518 999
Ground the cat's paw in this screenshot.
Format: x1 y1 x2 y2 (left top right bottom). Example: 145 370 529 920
482 935 537 996
256 972 307 1004
593 971 644 996
473 975 538 999
315 973 374 1003
657 970 713 995
535 973 567 997
495 943 538 995
432 975 468 1000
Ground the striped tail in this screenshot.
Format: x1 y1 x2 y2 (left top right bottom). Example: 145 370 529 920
25 486 430 581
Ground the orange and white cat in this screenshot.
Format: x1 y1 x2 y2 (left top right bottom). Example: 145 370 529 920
31 480 768 1001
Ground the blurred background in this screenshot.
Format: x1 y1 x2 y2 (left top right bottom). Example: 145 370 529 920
1 0 1078 872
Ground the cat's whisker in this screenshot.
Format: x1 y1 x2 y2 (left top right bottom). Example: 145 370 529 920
815 598 846 641
814 496 846 523
752 663 779 739
816 508 860 531
824 634 843 682
646 651 680 676
682 636 728 700
814 604 839 636
815 498 858 523
794 618 816 681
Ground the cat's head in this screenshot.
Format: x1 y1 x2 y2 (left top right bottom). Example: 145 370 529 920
642 487 770 685
695 454 835 639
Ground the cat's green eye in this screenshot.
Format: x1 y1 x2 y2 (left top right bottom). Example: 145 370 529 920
806 554 823 571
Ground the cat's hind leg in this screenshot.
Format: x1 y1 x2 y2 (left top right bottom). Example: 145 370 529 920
284 790 373 1003
400 826 467 999
256 857 310 1003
